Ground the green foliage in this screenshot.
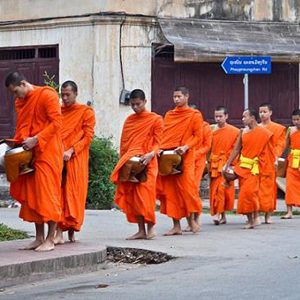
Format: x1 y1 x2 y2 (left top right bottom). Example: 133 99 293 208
0 223 28 241
43 71 60 93
87 136 119 209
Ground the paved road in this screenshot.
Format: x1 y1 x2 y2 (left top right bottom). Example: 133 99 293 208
1 208 300 299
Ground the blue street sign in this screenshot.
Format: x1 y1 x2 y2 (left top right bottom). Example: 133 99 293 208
221 56 272 74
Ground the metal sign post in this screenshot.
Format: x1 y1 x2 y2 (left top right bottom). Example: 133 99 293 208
243 74 249 110
221 56 271 110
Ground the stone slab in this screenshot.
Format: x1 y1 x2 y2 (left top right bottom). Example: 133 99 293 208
0 239 106 288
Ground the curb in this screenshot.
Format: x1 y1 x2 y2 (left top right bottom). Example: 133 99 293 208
0 240 107 288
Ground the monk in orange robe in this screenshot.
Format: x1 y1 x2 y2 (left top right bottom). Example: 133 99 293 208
5 72 63 251
224 109 272 229
282 109 300 219
54 81 95 244
258 103 286 223
111 89 163 240
157 87 203 235
209 106 239 225
195 121 212 187
183 119 212 232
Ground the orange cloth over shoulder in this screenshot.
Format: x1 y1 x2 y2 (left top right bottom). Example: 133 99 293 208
264 121 286 157
111 111 163 224
234 126 272 215
194 121 212 187
285 128 300 207
157 107 203 220
10 86 63 224
209 124 239 216
59 103 95 231
258 121 284 212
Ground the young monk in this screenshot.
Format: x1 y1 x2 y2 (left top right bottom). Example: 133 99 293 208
259 103 286 223
281 109 300 219
5 71 63 251
54 81 95 244
157 86 203 235
111 89 163 240
209 106 239 225
183 120 212 232
195 121 212 187
224 108 273 229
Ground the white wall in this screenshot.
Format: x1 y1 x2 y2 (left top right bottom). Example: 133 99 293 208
1 0 299 22
0 17 159 144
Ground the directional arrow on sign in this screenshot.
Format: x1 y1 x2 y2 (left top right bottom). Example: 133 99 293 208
221 56 272 75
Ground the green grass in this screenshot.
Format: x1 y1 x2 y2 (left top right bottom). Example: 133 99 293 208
0 223 29 241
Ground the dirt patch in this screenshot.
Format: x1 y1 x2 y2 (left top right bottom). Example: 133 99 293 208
107 247 174 265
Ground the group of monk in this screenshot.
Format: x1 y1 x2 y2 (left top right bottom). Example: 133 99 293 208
4 72 95 251
112 86 300 239
4 71 300 246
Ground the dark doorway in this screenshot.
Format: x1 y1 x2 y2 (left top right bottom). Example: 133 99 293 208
0 45 59 139
151 46 299 127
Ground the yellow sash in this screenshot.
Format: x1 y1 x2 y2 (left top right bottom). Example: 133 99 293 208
291 149 300 169
210 152 226 177
239 154 259 175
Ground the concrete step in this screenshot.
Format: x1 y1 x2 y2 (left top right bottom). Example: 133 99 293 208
0 239 107 288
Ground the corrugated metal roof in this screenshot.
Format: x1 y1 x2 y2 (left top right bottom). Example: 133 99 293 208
159 18 300 62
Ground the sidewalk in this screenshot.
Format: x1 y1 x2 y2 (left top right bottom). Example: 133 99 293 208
0 199 297 288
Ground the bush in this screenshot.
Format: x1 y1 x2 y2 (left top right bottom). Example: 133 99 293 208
87 136 119 209
0 223 28 241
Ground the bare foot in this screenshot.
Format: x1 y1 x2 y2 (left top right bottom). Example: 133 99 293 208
219 218 227 225
265 214 273 224
54 228 64 245
182 226 192 232
68 229 76 242
212 213 220 225
146 225 156 240
244 223 254 229
190 220 200 233
53 236 65 245
163 228 182 236
126 232 147 240
213 219 220 225
53 232 65 245
254 217 261 226
20 239 44 250
281 214 292 219
35 239 55 252
146 231 156 240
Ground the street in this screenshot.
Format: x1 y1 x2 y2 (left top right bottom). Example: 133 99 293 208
0 208 300 299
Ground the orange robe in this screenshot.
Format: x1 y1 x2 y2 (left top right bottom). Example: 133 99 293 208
157 107 203 220
259 121 285 212
209 124 239 216
285 128 300 206
234 126 272 215
265 122 286 158
59 103 95 231
111 111 163 224
194 121 212 188
10 86 63 224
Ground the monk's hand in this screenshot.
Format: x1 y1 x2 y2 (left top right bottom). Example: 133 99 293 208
140 151 155 165
222 164 229 175
64 148 74 161
157 149 163 157
175 145 189 155
22 136 38 150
